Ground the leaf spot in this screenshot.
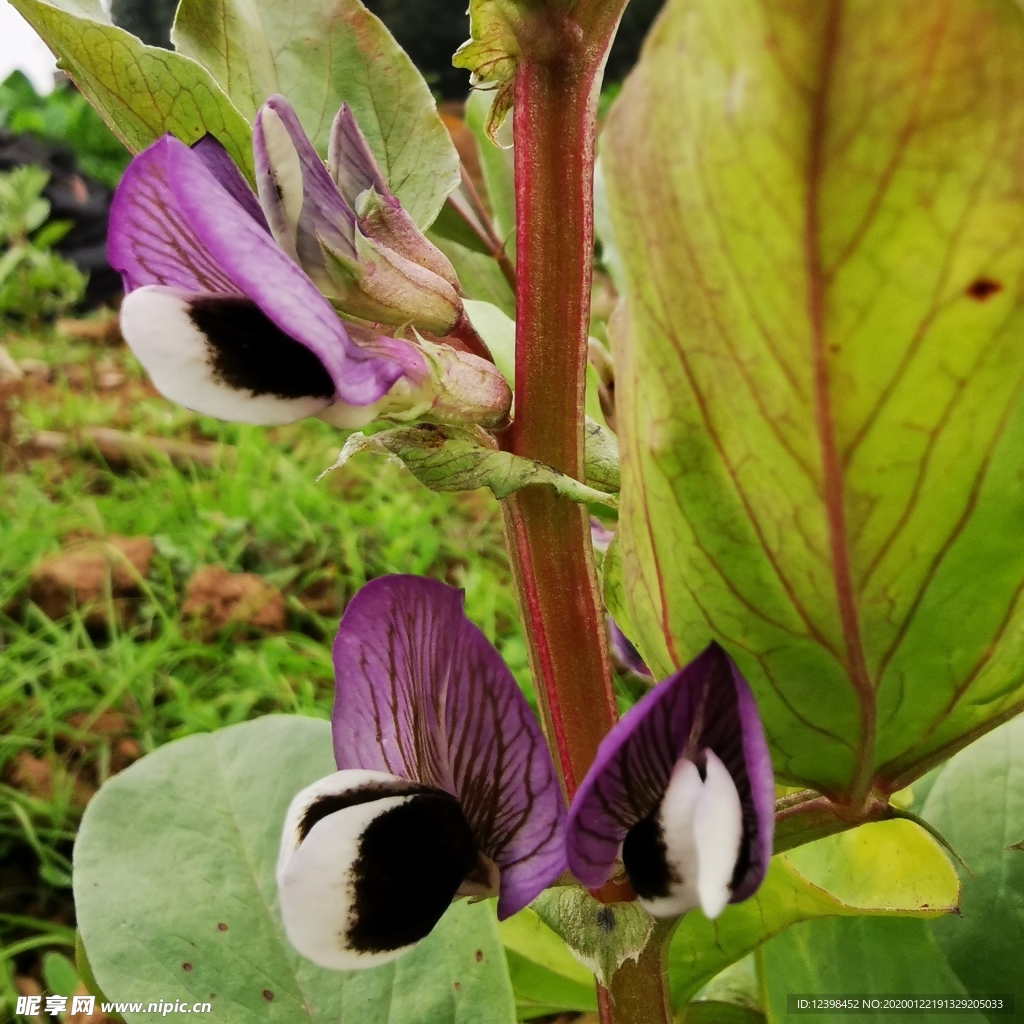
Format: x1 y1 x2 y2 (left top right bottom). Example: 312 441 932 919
596 907 616 933
966 278 1002 301
262 990 274 1002
182 963 193 972
474 948 484 962
217 922 228 931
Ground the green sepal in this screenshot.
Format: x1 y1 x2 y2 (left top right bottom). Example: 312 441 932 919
530 886 654 989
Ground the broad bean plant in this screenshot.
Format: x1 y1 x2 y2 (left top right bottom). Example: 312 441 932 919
15 0 1024 1020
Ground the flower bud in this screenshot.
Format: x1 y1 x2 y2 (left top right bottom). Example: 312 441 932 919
318 327 511 430
320 190 463 335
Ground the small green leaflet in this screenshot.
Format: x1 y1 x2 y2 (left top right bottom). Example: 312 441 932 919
329 422 619 507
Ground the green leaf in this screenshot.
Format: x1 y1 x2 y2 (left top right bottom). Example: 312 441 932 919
461 302 614 440
685 956 762 1021
172 0 459 228
530 887 653 989
669 820 960 1007
465 90 516 257
331 424 618 507
8 0 253 176
593 158 625 293
42 952 79 999
605 0 1024 796
74 716 517 1024
759 918 989 1023
431 233 516 319
453 1 523 141
584 418 620 494
679 1003 764 1024
497 909 597 1020
919 716 1024 1019
464 299 516 387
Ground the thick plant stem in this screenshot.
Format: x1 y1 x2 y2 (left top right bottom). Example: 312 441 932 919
598 923 675 1024
501 12 670 1024
502 44 618 801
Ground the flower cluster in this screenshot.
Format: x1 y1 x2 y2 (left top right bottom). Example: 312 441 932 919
107 95 776 969
277 575 774 969
108 96 510 432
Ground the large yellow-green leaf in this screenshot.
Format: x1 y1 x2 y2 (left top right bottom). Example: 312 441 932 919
605 0 1024 797
172 0 458 227
669 820 959 1006
8 0 252 176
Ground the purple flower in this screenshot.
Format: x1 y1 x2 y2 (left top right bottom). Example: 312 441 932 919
565 643 774 920
277 576 566 969
108 103 509 430
255 96 464 334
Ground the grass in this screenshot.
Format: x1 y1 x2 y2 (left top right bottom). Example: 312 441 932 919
0 320 527 1018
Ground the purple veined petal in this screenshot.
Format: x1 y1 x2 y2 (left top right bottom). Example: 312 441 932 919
331 575 567 919
328 103 393 206
565 642 774 913
109 135 404 409
254 95 356 265
108 139 238 295
190 134 267 228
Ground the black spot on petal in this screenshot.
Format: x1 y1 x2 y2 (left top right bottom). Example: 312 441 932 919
622 811 674 901
188 297 335 400
347 791 479 955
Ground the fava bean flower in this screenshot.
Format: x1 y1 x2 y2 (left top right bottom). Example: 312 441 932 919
277 576 566 968
108 100 509 431
566 643 775 920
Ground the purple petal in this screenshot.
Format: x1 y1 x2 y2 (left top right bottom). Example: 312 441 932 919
590 517 616 554
254 95 356 263
190 135 267 228
108 140 238 295
108 135 403 408
328 103 393 206
331 575 566 918
565 643 774 904
609 619 653 679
